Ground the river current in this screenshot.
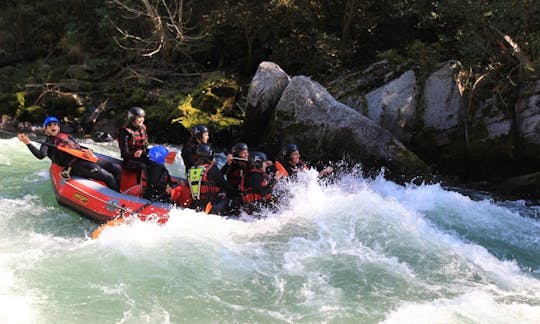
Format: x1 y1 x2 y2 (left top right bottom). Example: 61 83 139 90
1 137 539 323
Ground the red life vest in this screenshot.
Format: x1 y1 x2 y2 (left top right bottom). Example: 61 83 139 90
124 125 148 151
241 169 272 203
54 133 81 149
227 160 248 188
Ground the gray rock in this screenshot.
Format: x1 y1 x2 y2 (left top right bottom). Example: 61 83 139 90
516 80 540 153
245 61 290 142
268 75 428 180
423 61 464 145
247 61 290 114
365 70 418 143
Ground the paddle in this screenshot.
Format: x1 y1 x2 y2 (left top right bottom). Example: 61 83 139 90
165 151 177 164
1 129 99 163
91 181 182 239
57 146 98 163
204 201 213 214
274 160 289 177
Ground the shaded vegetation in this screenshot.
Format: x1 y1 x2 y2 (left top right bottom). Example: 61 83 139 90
0 0 539 146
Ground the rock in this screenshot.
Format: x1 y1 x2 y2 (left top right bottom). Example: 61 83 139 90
245 62 290 143
92 131 114 143
422 61 464 145
365 70 418 143
267 75 429 181
495 171 540 199
515 80 540 160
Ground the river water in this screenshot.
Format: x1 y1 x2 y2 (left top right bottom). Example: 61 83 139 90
1 136 539 324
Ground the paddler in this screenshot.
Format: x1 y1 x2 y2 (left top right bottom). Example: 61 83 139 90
18 116 121 191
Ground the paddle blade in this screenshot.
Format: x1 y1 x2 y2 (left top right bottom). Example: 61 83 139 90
91 218 126 239
165 151 177 164
204 202 213 214
57 146 99 163
275 161 289 177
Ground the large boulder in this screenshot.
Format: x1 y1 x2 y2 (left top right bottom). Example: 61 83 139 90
266 75 429 181
245 61 290 143
466 95 514 180
515 80 540 164
410 62 467 173
365 70 418 144
421 61 464 144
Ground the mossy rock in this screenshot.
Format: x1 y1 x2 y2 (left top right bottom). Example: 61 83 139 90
173 76 243 133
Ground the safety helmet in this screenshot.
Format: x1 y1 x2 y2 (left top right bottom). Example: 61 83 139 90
127 106 145 123
148 146 169 165
282 143 298 159
249 151 267 169
191 125 209 141
232 142 248 156
43 116 60 128
196 143 214 162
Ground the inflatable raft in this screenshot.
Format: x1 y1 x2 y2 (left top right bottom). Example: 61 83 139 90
49 153 190 225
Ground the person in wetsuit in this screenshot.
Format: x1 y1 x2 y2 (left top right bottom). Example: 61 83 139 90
18 116 121 191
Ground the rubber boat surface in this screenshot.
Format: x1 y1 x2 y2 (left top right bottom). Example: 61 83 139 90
48 154 185 224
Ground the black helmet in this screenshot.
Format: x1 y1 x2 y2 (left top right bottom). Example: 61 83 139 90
232 142 248 156
192 125 209 141
196 143 214 162
282 143 298 159
249 151 267 169
128 106 145 122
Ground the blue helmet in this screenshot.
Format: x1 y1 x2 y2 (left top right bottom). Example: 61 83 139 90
249 151 267 169
148 146 169 165
282 143 298 159
43 116 60 128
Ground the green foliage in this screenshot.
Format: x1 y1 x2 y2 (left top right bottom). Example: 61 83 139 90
173 75 242 133
1 0 540 144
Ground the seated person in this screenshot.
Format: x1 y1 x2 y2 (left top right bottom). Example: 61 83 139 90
222 142 249 188
181 125 209 170
242 151 283 214
117 106 172 199
280 143 333 179
187 143 239 214
18 116 121 191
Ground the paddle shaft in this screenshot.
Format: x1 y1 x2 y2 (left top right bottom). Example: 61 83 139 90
131 181 182 214
0 128 98 162
0 128 56 148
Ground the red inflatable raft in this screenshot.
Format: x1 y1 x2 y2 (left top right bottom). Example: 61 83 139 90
48 154 191 225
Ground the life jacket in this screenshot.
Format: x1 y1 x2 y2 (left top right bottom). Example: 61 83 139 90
187 164 221 201
226 160 248 188
142 162 172 200
284 160 308 177
124 125 148 151
241 169 272 203
50 133 83 166
53 133 81 149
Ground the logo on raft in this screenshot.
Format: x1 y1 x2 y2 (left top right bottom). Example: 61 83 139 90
74 192 89 204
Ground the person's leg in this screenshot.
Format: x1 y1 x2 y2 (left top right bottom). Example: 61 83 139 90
71 160 119 191
98 159 122 189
